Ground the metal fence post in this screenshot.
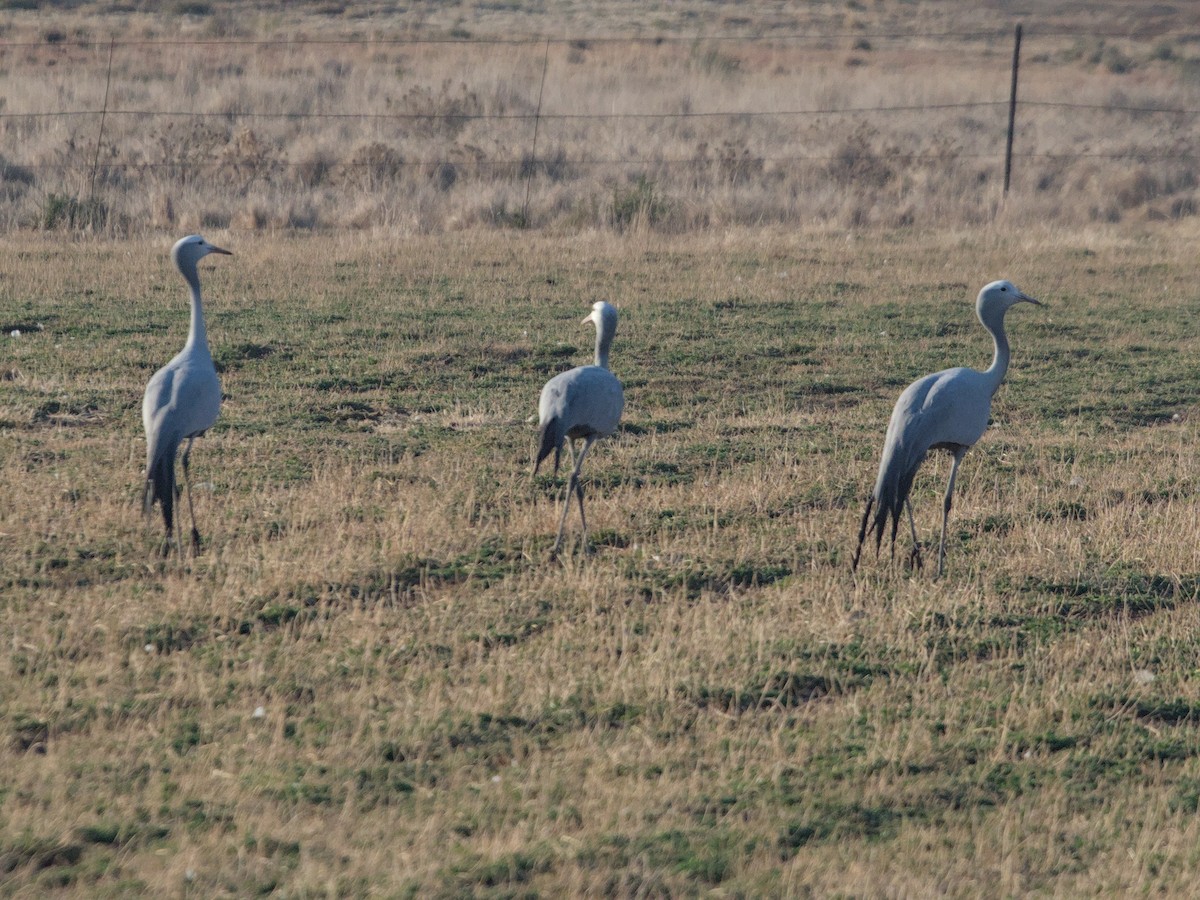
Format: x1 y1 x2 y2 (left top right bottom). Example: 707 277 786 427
1003 23 1022 196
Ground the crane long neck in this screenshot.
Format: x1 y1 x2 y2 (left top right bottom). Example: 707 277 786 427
181 263 209 353
981 306 1010 394
594 322 614 369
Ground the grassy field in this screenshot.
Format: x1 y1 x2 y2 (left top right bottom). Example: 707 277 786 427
4 2 1200 895
3 219 1200 895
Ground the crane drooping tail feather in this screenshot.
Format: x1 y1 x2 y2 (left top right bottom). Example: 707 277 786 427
534 415 564 475
144 435 180 538
851 495 875 572
852 438 927 571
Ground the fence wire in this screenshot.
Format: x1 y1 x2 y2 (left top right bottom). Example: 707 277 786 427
2 27 1197 231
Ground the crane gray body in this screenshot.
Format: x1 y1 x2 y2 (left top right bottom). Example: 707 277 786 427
853 280 1040 576
142 234 231 554
536 364 623 474
534 301 624 555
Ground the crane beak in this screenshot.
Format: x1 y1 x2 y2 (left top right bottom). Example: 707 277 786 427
209 245 233 256
1017 291 1041 306
581 312 596 326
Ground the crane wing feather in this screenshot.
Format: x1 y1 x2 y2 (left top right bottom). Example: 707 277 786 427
538 365 623 438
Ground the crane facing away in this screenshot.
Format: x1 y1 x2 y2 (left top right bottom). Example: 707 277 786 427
534 301 625 556
142 234 232 555
852 280 1041 577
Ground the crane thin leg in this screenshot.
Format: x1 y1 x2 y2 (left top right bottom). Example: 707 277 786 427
905 498 923 571
937 450 967 577
181 437 202 553
553 437 595 555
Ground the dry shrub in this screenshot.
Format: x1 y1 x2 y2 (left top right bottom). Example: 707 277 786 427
197 207 230 229
1058 161 1123 222
827 125 894 190
154 120 232 170
429 161 458 192
0 154 35 200
395 80 484 140
609 174 670 232
1169 194 1197 217
1067 164 1198 223
219 127 277 180
693 139 765 186
151 191 175 228
343 198 381 230
295 148 336 189
279 200 320 229
231 203 270 231
344 142 406 191
1113 169 1158 209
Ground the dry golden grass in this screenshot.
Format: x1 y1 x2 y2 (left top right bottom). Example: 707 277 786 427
3 215 1200 894
0 1 1197 235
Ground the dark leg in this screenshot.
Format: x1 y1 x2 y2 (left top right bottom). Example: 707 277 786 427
905 498 923 571
181 437 202 553
937 450 966 577
574 477 593 554
552 437 595 556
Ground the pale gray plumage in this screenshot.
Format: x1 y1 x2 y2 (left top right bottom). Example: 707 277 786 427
142 234 232 554
852 280 1041 577
535 301 624 555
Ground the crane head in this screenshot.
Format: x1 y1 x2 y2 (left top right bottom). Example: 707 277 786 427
172 234 233 272
582 301 618 332
977 280 1040 320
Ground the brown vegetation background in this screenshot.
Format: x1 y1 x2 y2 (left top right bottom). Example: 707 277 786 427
1 0 1198 235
